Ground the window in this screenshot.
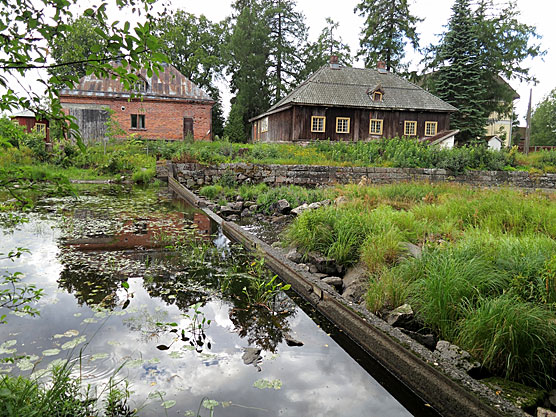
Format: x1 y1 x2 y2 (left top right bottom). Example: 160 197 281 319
133 78 148 92
336 117 350 134
35 122 46 138
311 116 326 133
260 117 268 133
425 121 438 137
404 121 417 136
373 92 383 102
369 119 383 135
131 114 145 129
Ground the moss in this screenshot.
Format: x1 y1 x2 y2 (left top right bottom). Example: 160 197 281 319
481 377 546 410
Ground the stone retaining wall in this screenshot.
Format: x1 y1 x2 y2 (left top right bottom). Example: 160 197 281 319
157 161 556 189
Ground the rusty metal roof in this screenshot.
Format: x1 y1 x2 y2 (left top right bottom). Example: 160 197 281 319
59 63 213 102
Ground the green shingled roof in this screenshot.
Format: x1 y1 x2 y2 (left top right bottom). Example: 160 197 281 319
263 65 457 115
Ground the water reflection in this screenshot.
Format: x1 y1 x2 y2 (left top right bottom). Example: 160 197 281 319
0 185 414 417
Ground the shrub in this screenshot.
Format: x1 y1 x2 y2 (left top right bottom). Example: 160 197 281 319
457 295 556 388
199 185 225 200
131 167 155 184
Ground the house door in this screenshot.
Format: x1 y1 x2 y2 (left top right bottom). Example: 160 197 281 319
183 117 194 140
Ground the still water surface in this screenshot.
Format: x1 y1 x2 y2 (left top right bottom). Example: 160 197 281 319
0 185 415 416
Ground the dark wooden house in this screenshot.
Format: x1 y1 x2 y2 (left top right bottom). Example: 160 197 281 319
11 110 50 143
250 58 457 142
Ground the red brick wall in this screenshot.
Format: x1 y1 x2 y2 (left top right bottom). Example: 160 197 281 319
60 96 212 141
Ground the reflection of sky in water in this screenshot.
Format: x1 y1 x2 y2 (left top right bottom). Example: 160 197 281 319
0 187 413 417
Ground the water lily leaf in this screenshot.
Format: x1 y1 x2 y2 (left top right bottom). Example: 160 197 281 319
61 335 86 350
47 358 68 370
161 400 176 409
124 359 144 368
91 353 109 361
168 351 183 359
42 348 60 356
147 358 160 364
202 399 219 410
17 359 35 371
253 378 282 390
73 313 82 317
82 318 98 324
0 340 17 355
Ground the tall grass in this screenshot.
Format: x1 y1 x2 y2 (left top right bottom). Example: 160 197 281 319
457 295 556 387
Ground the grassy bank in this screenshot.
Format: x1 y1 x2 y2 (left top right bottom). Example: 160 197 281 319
284 182 556 388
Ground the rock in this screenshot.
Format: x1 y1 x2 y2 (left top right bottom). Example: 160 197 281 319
306 252 339 275
241 208 251 217
296 263 310 272
220 201 243 216
272 199 291 214
242 347 262 371
227 215 241 222
435 340 481 374
248 204 258 212
243 200 256 208
284 333 304 347
322 276 343 289
538 408 556 417
291 203 309 216
309 264 319 274
341 262 368 304
401 242 422 259
286 248 303 263
385 303 414 327
236 195 244 202
312 272 328 279
549 389 556 408
401 329 437 351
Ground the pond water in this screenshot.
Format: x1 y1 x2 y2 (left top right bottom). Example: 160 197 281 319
0 185 427 416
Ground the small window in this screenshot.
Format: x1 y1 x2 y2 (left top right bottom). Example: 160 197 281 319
425 121 438 137
35 123 46 138
133 78 148 92
131 114 145 129
261 117 268 133
336 117 350 134
373 92 382 102
404 121 417 136
311 116 326 133
369 119 383 135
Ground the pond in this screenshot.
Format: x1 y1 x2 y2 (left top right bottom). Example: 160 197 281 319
0 185 430 416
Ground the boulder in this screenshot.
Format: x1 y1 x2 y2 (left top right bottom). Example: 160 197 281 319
341 263 368 304
220 201 243 216
401 242 422 259
538 408 556 417
322 276 343 289
306 252 339 275
286 248 303 263
240 208 251 218
284 333 304 347
384 303 414 327
291 203 309 216
401 329 437 351
272 199 291 214
435 340 481 374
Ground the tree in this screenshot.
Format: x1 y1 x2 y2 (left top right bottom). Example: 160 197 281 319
354 0 422 72
225 0 270 142
263 0 309 103
531 89 556 146
0 0 165 137
300 18 352 79
425 0 543 143
48 16 107 84
154 11 227 137
429 0 488 143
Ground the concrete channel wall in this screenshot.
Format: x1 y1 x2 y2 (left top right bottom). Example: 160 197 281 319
158 161 556 189
166 174 526 417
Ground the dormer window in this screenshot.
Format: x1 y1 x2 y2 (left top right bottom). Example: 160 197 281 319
368 85 384 102
133 76 148 92
373 92 382 102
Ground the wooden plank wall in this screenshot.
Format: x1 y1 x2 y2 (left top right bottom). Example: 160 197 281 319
259 105 451 142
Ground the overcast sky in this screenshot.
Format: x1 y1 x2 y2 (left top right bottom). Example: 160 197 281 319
183 0 555 125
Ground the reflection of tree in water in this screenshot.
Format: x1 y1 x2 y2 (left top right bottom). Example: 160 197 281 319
122 307 171 343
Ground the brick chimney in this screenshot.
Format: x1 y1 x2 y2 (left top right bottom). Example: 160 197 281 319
330 55 340 69
377 61 387 73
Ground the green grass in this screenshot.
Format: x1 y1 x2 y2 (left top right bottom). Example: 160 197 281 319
284 182 556 388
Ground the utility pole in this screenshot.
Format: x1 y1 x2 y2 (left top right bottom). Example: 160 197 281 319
524 89 532 155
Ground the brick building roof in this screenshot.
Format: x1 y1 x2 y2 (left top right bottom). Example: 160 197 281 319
59 63 213 102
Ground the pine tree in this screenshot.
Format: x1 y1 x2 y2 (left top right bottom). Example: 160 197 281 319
431 0 488 143
225 0 270 142
300 18 352 79
264 0 309 103
354 0 421 72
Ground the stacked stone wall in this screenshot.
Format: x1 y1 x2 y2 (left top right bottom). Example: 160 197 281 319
157 161 556 190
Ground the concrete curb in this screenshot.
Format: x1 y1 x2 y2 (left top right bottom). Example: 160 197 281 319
168 176 527 417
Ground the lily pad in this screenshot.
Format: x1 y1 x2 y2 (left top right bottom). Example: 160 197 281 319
161 400 176 409
253 378 282 390
82 318 98 324
42 348 60 356
202 399 219 409
61 335 86 350
124 359 144 368
90 353 109 361
0 340 17 355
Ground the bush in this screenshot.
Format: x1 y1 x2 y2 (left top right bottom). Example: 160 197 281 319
457 295 556 387
131 168 155 184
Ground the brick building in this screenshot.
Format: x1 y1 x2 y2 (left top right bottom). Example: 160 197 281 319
60 63 214 142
